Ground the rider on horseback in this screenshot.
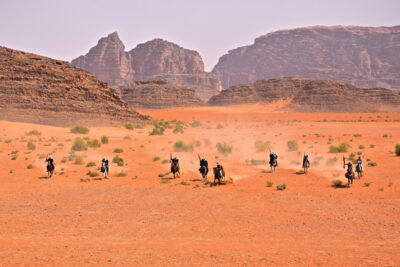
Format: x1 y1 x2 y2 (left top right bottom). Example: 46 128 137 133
215 162 225 178
345 161 353 178
303 153 310 169
170 156 180 173
356 156 363 173
199 157 209 176
101 158 109 174
45 155 54 169
269 152 278 167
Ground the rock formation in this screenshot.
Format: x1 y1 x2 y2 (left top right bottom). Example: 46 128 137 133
118 81 204 109
212 25 400 90
0 46 149 126
207 77 400 112
72 33 221 100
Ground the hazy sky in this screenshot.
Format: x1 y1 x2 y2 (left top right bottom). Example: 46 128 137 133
1 0 399 71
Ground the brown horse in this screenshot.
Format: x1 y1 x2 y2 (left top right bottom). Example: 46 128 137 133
213 166 225 185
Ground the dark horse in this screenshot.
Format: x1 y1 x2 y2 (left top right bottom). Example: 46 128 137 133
343 156 354 187
213 166 225 185
303 155 310 174
270 158 277 173
198 154 208 179
45 157 55 178
170 153 180 179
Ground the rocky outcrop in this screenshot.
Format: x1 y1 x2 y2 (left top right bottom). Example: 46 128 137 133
212 25 400 90
0 46 149 126
207 77 400 112
72 33 222 100
118 81 204 109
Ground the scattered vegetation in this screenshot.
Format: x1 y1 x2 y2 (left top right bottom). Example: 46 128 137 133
70 126 89 134
189 120 201 127
214 142 232 156
332 179 343 188
27 141 36 150
161 159 169 164
117 171 128 177
254 140 271 153
358 145 365 150
395 144 400 156
113 148 124 153
249 159 266 165
27 164 33 169
353 134 362 137
174 141 194 152
86 170 98 177
276 184 287 191
153 156 160 161
71 138 87 151
125 123 134 130
86 161 96 167
367 162 377 167
149 119 171 136
287 140 298 151
101 135 109 144
364 182 372 187
112 155 124 166
266 181 273 187
329 143 349 153
87 139 101 148
74 155 85 165
26 130 41 136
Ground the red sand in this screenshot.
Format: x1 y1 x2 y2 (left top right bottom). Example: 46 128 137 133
0 105 399 266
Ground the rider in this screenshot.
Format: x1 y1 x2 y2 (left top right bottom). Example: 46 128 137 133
303 154 310 168
269 152 278 166
356 156 363 172
199 157 209 175
101 158 109 173
345 161 353 177
216 162 225 177
171 156 180 172
45 155 54 169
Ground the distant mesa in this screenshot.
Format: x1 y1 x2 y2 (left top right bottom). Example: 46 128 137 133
0 46 149 126
212 25 400 90
71 32 222 100
207 77 400 112
117 81 204 109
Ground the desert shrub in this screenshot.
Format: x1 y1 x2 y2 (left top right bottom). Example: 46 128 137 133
287 140 298 151
74 155 84 165
112 156 124 166
86 161 96 167
101 135 109 144
368 162 377 167
70 126 89 134
71 138 87 151
87 139 101 148
86 170 98 177
254 140 271 153
329 143 349 153
216 123 224 129
250 159 266 165
189 120 201 127
153 156 160 161
27 164 33 169
117 171 128 177
395 144 400 156
173 125 184 134
216 142 233 156
364 182 372 187
113 148 124 153
358 145 365 150
332 179 343 188
266 181 273 187
26 130 41 136
158 173 165 178
149 126 165 136
27 141 36 150
369 144 375 148
382 134 389 138
276 184 286 190
4 139 12 143
174 141 194 152
353 134 362 137
125 123 134 130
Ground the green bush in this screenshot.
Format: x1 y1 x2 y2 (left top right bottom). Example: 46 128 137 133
101 136 109 144
26 130 41 136
174 141 194 152
86 161 96 167
329 143 349 153
266 181 273 187
250 159 266 165
70 126 89 134
332 179 343 188
189 120 201 127
27 141 36 150
353 134 362 137
216 142 233 156
125 123 134 130
358 145 365 150
87 139 101 148
149 126 165 136
86 170 98 177
27 164 33 169
71 138 87 151
153 156 160 161
113 148 124 153
112 156 124 166
173 124 184 134
395 144 400 156
368 162 377 167
287 140 298 151
276 184 287 190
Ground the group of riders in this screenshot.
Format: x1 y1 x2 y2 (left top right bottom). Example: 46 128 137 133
44 150 363 186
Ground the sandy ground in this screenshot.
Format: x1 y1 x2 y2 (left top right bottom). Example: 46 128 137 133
0 104 399 266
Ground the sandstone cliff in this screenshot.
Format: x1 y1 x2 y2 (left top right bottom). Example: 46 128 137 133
118 81 204 109
212 25 400 90
207 77 400 112
72 33 221 100
0 46 149 126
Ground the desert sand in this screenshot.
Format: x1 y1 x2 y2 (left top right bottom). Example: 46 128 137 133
0 104 399 266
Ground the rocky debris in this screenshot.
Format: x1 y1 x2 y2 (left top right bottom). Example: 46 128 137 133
118 81 204 109
212 25 400 90
0 46 149 126
207 77 400 112
72 33 222 100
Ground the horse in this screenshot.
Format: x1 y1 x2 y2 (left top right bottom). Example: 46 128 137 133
355 163 363 179
303 160 310 174
171 161 180 179
46 162 54 178
199 164 208 178
213 167 225 185
270 158 277 172
100 162 108 179
345 170 355 187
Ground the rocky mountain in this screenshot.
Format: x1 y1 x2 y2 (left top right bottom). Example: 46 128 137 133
0 46 149 126
72 33 222 100
207 77 400 112
212 25 400 90
118 81 204 109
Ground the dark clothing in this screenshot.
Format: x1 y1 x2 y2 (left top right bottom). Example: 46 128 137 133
303 156 310 168
199 159 209 175
171 158 180 173
101 159 109 173
269 154 278 166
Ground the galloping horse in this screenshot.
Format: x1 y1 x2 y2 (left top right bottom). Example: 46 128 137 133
343 156 355 187
170 153 180 179
355 161 363 179
198 154 208 179
303 153 310 174
213 165 225 185
101 159 109 178
45 156 55 178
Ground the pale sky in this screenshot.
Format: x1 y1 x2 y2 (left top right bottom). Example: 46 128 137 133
1 0 399 71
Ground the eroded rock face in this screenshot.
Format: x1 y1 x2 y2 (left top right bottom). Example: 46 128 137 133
212 25 400 90
207 77 400 112
118 81 204 109
72 34 221 100
0 46 149 126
